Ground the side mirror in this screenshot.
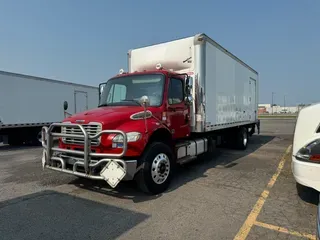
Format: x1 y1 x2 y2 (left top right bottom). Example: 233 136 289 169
185 83 192 96
139 95 150 133
185 76 189 86
63 101 68 111
185 95 193 105
139 95 150 107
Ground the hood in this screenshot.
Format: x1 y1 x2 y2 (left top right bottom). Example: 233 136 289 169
64 106 145 127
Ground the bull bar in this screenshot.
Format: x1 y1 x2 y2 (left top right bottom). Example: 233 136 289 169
41 123 136 188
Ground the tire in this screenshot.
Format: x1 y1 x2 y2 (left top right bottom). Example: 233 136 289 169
31 130 42 146
135 141 175 195
235 127 248 150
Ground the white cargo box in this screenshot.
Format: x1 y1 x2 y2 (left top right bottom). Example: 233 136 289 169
128 33 259 133
0 70 99 128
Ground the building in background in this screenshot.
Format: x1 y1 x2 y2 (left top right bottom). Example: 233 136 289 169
258 104 298 114
258 105 268 114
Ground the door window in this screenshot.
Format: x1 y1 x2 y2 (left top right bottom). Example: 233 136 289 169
168 78 184 105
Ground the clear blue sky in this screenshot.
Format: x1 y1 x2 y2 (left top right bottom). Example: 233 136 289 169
0 0 319 106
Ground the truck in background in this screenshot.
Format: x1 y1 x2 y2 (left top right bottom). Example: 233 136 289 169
0 70 99 146
41 33 260 194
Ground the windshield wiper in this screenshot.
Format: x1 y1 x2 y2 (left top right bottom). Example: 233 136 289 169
98 99 141 107
121 99 141 106
98 103 109 107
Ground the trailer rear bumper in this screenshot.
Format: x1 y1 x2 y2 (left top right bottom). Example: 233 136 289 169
41 123 137 188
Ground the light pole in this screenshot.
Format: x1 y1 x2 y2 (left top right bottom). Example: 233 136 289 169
272 92 275 115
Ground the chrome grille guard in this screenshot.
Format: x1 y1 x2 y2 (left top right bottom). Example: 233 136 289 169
41 123 128 174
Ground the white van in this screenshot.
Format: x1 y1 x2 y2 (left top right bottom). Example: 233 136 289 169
291 102 320 239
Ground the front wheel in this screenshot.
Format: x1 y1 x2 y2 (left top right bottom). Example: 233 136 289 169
135 142 174 195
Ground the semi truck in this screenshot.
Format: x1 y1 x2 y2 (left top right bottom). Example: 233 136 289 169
41 33 260 194
0 70 99 146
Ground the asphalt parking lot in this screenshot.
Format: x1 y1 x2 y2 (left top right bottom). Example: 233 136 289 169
0 118 318 240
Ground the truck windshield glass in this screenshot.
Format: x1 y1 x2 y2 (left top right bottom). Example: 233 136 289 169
99 74 165 107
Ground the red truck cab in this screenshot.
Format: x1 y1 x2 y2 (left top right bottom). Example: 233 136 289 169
42 68 192 194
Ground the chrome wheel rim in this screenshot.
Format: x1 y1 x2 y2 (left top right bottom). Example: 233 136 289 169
151 153 170 184
243 131 248 146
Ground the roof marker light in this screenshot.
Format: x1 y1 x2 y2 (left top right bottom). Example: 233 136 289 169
119 69 125 74
156 63 162 70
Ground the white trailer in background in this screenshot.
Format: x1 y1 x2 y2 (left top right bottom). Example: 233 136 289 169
0 70 99 145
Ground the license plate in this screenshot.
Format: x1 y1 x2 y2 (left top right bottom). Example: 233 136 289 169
100 160 126 188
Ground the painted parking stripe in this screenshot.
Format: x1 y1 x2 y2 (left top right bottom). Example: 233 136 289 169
233 144 292 240
255 221 316 239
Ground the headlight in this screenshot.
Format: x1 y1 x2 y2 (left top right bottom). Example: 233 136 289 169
295 138 320 162
112 132 141 143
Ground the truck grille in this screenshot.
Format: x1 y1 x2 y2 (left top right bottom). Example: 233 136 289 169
61 123 102 146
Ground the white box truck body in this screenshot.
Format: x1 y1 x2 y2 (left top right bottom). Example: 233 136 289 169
0 70 99 145
128 33 259 134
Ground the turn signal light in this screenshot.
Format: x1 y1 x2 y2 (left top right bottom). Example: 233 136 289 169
310 154 320 162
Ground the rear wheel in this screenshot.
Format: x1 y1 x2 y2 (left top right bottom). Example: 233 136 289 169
135 142 174 195
32 129 42 146
235 127 248 150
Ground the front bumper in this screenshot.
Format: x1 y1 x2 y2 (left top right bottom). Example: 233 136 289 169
292 156 320 192
41 123 138 188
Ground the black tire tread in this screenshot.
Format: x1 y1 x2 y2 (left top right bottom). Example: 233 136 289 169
235 127 248 150
135 141 174 195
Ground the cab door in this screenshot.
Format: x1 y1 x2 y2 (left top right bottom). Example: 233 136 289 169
166 77 190 139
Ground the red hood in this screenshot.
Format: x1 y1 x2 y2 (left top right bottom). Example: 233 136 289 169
64 106 145 128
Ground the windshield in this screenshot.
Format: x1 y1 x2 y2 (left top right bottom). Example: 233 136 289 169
99 74 165 107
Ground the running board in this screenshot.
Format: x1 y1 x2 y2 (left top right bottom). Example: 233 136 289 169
175 138 208 164
177 155 197 165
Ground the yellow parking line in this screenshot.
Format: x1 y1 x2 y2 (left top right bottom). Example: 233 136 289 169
233 144 292 240
255 221 316 240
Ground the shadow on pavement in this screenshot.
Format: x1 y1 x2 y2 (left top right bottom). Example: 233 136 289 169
0 140 58 151
167 135 275 192
0 144 41 151
69 178 161 203
0 190 149 240
68 134 275 201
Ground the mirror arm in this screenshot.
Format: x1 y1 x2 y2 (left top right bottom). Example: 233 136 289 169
139 96 150 134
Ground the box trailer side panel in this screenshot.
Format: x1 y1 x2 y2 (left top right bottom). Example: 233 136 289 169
204 39 259 131
127 33 259 134
0 71 99 126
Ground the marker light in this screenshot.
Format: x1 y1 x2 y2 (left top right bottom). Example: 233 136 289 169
119 69 125 74
156 63 162 70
